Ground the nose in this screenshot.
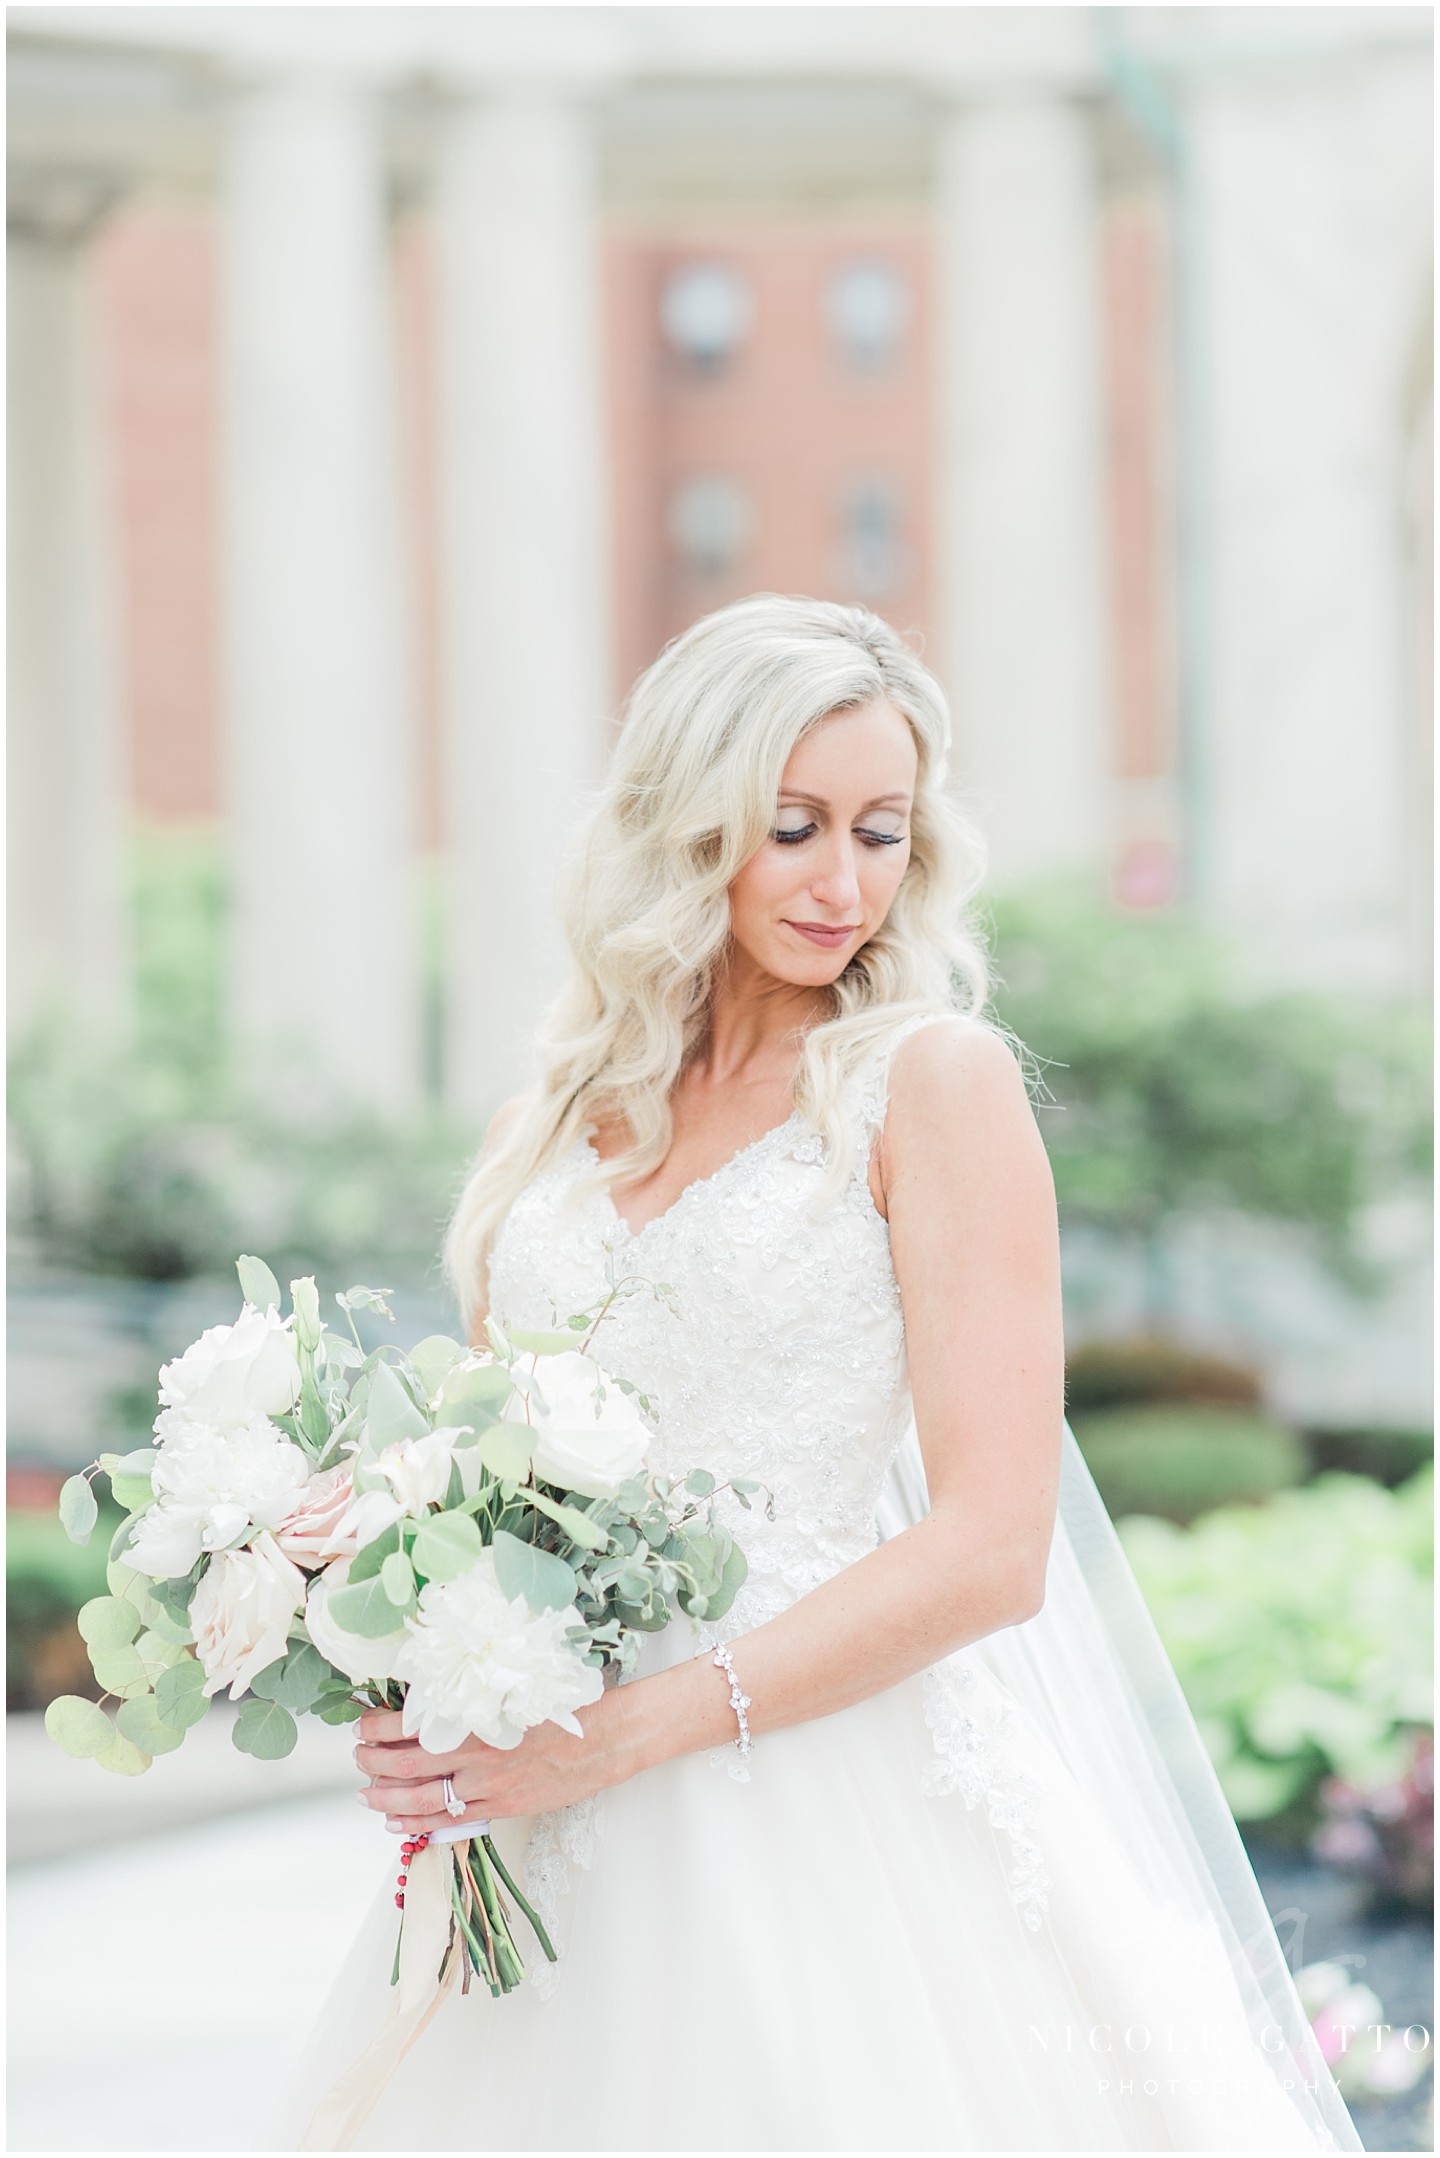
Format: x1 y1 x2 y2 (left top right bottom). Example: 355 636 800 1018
808 832 862 913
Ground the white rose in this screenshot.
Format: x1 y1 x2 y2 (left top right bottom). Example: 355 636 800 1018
158 1305 302 1433
514 1351 649 1499
305 1554 408 1685
190 1533 307 1699
391 1546 602 1753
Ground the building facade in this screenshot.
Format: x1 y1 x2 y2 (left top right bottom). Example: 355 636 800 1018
7 6 1432 1116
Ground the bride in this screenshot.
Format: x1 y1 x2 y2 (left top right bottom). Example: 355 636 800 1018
280 597 1358 2151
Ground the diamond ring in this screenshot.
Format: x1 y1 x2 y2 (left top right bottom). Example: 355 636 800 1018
442 1774 466 1819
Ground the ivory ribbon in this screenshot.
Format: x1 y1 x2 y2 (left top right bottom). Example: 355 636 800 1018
296 1840 459 2151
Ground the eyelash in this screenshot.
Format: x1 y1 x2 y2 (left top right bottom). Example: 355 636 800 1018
772 824 906 849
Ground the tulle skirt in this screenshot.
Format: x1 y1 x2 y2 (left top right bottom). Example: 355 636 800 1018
271 1622 1328 2153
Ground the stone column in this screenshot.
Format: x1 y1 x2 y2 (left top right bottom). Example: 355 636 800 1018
434 89 611 1118
1182 71 1423 993
934 95 1110 886
7 198 130 1041
220 74 418 1111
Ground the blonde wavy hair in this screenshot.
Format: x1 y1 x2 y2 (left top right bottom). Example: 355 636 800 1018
445 594 994 1327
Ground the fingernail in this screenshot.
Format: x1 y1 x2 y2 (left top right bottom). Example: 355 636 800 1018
355 1793 370 1808
385 1822 405 1835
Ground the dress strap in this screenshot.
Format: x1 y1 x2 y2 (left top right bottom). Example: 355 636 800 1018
850 1011 959 1161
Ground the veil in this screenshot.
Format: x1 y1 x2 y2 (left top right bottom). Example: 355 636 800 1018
878 1418 1363 2153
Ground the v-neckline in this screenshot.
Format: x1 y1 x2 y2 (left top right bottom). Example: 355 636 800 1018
581 1108 804 1242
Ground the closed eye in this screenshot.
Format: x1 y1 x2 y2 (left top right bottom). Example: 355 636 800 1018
772 824 908 848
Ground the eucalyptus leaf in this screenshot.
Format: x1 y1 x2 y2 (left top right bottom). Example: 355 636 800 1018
684 1468 716 1499
109 1473 156 1513
236 1254 282 1312
709 1537 749 1621
143 1601 195 1646
44 1695 115 1760
155 1659 211 1730
322 1334 364 1371
116 1694 185 1756
437 1360 513 1423
76 1596 142 1651
58 1474 98 1545
408 1334 465 1397
249 1642 334 1712
522 1485 609 1552
106 1557 161 1627
133 1629 187 1684
410 1512 482 1584
366 1360 429 1449
490 1528 577 1614
473 1422 533 1483
233 1698 299 1761
97 1449 158 1480
89 1641 151 1700
380 1550 417 1609
338 1285 395 1320
95 1729 153 1776
348 1523 402 1584
507 1327 584 1357
318 1696 365 1725
328 1573 411 1639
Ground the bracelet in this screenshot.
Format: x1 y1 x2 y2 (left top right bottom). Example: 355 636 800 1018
711 1644 752 1759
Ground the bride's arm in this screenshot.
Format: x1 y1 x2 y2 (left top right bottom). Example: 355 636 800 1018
357 1020 1064 1830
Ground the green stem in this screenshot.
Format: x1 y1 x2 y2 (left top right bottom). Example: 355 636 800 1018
468 1845 525 1991
450 1862 498 1996
481 1833 557 1962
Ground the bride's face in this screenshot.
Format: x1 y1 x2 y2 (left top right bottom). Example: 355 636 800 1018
727 699 918 988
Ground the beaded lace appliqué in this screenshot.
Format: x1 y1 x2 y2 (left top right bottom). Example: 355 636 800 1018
522 1794 605 1998
920 1657 1052 1930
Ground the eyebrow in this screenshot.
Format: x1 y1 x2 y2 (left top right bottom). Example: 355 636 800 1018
777 790 912 811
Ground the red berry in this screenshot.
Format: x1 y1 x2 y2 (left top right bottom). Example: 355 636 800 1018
394 1894 404 1907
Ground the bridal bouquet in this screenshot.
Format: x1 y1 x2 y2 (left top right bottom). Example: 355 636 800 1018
48 1253 762 1996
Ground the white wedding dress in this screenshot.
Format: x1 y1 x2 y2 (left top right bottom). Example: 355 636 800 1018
275 1016 1359 2153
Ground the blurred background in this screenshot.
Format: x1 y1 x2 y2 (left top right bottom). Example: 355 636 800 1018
6 6 1433 2149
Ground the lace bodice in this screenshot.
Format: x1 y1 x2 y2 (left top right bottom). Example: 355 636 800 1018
486 1015 946 1636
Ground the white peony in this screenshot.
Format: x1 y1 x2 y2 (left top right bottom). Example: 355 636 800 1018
391 1547 603 1753
127 1416 313 1578
304 1555 408 1685
157 1305 302 1433
513 1351 650 1499
190 1533 307 1699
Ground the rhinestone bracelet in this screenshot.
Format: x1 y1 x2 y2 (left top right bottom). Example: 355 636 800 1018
711 1644 753 1760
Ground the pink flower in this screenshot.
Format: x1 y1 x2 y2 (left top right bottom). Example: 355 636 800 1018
273 1465 358 1567
190 1533 307 1699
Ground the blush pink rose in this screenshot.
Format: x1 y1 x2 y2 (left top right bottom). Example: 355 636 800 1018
273 1466 358 1566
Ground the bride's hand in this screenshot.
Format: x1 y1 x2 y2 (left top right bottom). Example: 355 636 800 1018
352 1697 635 1835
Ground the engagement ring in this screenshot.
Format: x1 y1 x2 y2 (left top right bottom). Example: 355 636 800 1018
442 1775 465 1819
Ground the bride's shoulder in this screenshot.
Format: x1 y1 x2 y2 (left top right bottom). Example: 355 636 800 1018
880 1014 1038 1165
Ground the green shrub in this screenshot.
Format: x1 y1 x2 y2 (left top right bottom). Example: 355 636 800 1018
1120 1468 1433 1833
1073 1402 1306 1522
1066 1338 1262 1413
988 880 1432 1319
1304 1427 1434 1488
